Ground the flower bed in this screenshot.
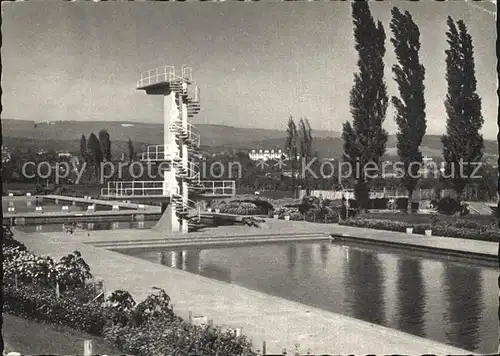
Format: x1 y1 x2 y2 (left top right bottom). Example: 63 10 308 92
273 206 340 223
2 226 257 356
339 218 500 242
208 200 270 215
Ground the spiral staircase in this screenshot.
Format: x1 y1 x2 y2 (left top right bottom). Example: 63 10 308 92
100 65 235 232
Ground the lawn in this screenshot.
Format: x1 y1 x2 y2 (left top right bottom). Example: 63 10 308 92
2 314 121 355
361 212 497 225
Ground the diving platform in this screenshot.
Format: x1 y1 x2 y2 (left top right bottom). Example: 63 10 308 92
99 180 236 200
103 64 235 233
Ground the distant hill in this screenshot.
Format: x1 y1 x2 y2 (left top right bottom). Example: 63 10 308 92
1 118 497 160
1 119 339 147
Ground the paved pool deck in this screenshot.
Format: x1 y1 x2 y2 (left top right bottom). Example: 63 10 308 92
12 221 479 355
40 218 498 260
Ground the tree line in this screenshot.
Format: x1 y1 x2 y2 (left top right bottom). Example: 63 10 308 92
79 130 135 183
284 2 485 212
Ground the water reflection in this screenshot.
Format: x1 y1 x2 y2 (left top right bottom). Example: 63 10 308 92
286 243 297 272
442 264 484 351
126 242 497 353
343 248 386 325
158 250 202 273
299 245 313 279
319 243 329 269
201 263 232 283
396 259 426 337
15 220 156 233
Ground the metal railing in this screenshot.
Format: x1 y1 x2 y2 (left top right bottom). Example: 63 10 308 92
137 65 192 89
171 193 197 210
173 160 200 182
100 180 235 198
141 145 180 162
170 120 201 147
191 180 236 196
181 64 192 82
100 181 167 197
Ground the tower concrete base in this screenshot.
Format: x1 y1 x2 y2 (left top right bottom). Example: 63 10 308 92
152 201 181 233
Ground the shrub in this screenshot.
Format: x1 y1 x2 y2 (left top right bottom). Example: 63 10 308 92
104 316 256 356
209 200 270 215
54 251 93 291
133 287 175 326
103 290 137 326
4 232 258 356
342 218 411 232
274 207 303 220
371 198 389 209
304 207 340 223
3 247 57 287
395 198 409 210
2 225 27 251
4 283 106 335
431 197 461 215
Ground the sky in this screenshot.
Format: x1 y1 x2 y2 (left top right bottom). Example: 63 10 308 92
1 1 498 139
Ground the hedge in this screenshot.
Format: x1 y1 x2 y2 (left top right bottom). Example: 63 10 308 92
339 218 500 242
2 226 257 356
273 206 340 223
4 283 106 335
208 200 270 215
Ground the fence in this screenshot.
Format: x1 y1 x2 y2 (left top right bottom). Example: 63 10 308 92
300 188 495 202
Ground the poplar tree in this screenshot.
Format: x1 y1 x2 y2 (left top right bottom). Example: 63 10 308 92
87 133 103 182
127 138 135 163
390 7 426 213
298 117 313 195
98 129 112 162
285 116 299 192
342 1 388 210
441 17 484 202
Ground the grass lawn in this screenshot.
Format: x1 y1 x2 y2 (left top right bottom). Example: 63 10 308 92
2 314 121 355
361 212 497 225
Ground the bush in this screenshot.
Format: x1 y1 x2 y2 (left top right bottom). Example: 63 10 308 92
395 198 409 210
371 198 389 209
4 283 106 335
274 207 303 220
431 197 468 215
4 231 258 356
304 207 340 223
2 225 27 251
103 290 137 326
104 316 256 356
208 200 269 215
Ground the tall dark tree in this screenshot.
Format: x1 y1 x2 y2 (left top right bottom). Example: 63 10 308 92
79 134 87 160
285 116 299 193
98 129 111 162
390 7 426 214
342 1 388 210
127 138 135 162
441 17 484 202
87 133 103 182
298 117 313 195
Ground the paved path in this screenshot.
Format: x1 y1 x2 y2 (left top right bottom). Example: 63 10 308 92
330 223 498 259
39 218 498 260
13 227 471 355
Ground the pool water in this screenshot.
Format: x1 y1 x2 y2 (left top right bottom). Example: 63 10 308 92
2 197 112 213
123 241 498 353
15 220 157 233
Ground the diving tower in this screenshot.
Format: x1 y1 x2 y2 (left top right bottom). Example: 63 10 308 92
100 65 236 233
